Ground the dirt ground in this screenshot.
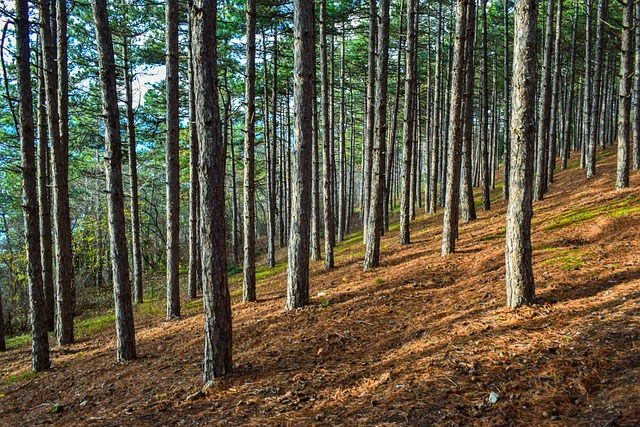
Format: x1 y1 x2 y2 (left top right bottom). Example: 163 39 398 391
1 148 639 426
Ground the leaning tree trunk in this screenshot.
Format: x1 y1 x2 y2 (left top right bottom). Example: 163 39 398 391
441 0 468 256
505 0 537 308
286 0 315 310
91 0 136 361
320 0 335 269
165 0 181 319
39 0 74 346
192 0 232 381
242 0 257 302
17 0 50 371
400 0 416 245
363 0 391 270
616 0 633 189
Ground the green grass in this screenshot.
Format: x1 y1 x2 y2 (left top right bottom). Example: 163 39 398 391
541 248 587 271
75 313 116 337
543 195 640 231
3 371 37 385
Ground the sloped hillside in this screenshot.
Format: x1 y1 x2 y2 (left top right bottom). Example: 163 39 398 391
1 149 639 426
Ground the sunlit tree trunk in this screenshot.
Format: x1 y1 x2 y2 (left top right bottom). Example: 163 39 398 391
616 0 633 189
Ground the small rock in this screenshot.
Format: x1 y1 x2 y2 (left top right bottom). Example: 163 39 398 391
49 404 64 414
543 410 549 417
488 391 499 404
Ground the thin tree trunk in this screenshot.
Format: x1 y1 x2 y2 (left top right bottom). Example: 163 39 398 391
616 0 633 189
632 0 640 170
363 0 377 236
320 0 334 269
363 0 390 270
188 8 200 299
428 2 443 214
505 0 537 308
310 70 321 261
441 0 468 255
582 0 593 170
17 0 50 371
123 38 143 304
460 0 477 223
586 0 607 178
286 0 314 310
262 28 275 268
243 0 257 302
337 23 347 242
91 0 136 361
165 0 180 319
533 0 554 201
192 0 233 380
562 5 578 170
480 0 490 211
37 48 54 331
400 0 416 245
547 0 563 183
502 0 511 200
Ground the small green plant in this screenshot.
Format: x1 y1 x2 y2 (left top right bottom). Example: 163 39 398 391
562 255 585 271
375 277 385 285
321 298 330 308
227 264 242 276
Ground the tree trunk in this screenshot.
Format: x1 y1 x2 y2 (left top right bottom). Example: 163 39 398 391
428 2 443 214
40 0 74 346
91 0 136 361
165 0 180 319
460 0 477 223
582 0 593 170
17 0 50 371
616 0 633 189
37 48 54 331
502 0 511 200
561 5 579 170
123 38 143 304
337 23 347 242
533 0 554 201
243 0 257 302
505 0 537 308
310 70 321 261
262 28 276 268
286 0 314 310
586 0 607 178
632 0 640 170
363 0 390 270
320 0 335 269
400 0 416 245
480 0 490 211
441 0 467 256
192 0 232 380
547 0 563 183
188 8 201 299
363 0 377 236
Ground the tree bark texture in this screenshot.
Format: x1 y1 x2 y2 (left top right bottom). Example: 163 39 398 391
505 0 537 308
363 0 390 270
188 9 201 299
547 0 563 184
192 0 233 380
286 0 314 310
616 0 633 189
441 0 467 256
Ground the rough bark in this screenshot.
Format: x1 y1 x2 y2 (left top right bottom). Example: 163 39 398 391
441 0 467 256
17 0 50 371
362 0 377 235
561 5 579 170
582 0 593 170
243 0 257 302
192 0 233 380
428 2 443 214
633 0 640 170
616 0 633 189
286 0 314 310
505 0 537 308
91 0 136 361
337 23 347 242
363 0 390 270
480 0 490 211
400 0 416 245
502 0 511 200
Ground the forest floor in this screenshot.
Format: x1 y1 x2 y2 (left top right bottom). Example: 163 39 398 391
1 148 639 427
